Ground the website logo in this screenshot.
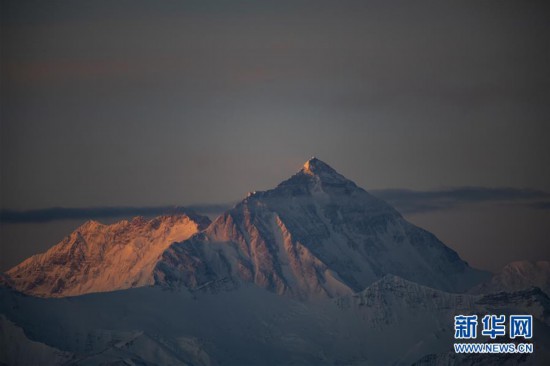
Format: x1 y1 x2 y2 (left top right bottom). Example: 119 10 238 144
453 314 534 354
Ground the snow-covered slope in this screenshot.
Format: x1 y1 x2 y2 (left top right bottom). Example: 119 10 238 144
471 260 550 296
1 275 548 365
0 315 72 366
155 158 488 298
5 213 210 297
413 350 536 366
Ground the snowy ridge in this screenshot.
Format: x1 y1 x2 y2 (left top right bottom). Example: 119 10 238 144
5 213 210 297
336 275 478 325
1 274 549 365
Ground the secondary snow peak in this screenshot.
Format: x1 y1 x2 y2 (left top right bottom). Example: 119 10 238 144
5 212 211 297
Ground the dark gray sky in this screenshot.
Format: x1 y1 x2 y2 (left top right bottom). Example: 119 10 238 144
1 1 549 272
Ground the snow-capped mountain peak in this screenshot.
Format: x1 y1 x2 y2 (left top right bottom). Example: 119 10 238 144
4 159 489 299
155 159 488 297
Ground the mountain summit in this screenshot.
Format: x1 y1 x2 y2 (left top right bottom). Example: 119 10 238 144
302 156 344 178
282 157 354 187
155 158 488 298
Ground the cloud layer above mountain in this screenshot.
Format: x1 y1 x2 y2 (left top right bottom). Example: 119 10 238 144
370 187 550 215
1 186 548 223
